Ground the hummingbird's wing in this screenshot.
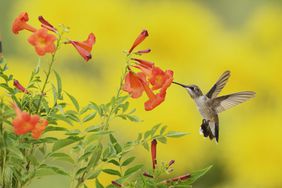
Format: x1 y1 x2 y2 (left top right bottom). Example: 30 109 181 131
212 91 255 113
206 71 231 99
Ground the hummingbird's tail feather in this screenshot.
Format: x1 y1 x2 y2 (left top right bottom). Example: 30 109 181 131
200 117 219 142
200 119 210 137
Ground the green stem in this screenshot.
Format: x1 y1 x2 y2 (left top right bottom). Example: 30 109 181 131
103 64 129 130
119 157 123 176
36 32 63 114
0 100 6 187
23 30 64 187
74 62 129 188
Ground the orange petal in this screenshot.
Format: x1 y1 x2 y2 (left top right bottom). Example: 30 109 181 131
38 16 57 33
12 12 36 34
123 72 145 98
66 33 96 61
144 93 165 111
31 119 48 139
28 28 56 56
128 30 149 53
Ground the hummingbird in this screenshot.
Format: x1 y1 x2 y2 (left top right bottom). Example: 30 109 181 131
173 71 255 142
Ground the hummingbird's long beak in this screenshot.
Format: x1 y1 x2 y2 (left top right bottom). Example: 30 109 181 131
172 81 187 88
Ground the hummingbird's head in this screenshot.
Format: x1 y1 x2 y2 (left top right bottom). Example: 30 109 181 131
185 85 203 99
173 82 203 99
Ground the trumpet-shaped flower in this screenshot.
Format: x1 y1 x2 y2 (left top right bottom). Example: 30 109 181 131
65 33 96 61
125 62 173 110
122 30 174 111
28 28 56 56
123 71 146 98
13 80 29 94
131 58 154 70
12 12 36 34
149 67 173 90
12 105 48 139
151 139 157 170
128 30 149 53
38 16 57 33
142 82 166 111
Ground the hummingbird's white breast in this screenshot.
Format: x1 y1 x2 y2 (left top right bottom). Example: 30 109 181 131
194 96 215 120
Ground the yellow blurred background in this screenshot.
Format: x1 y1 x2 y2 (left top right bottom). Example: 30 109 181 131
1 0 282 187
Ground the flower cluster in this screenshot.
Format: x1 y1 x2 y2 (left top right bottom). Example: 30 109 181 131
123 30 174 111
12 12 95 61
12 104 48 139
12 12 56 56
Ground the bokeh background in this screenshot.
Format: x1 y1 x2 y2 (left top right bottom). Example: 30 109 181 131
1 0 282 187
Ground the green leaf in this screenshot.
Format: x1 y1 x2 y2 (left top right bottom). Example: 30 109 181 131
52 114 73 125
83 112 97 122
78 151 92 162
142 142 149 151
96 179 104 188
67 114 80 123
103 169 121 176
44 126 68 133
54 70 62 99
116 95 129 104
150 124 161 136
0 83 14 93
183 165 212 185
7 147 24 160
109 159 120 166
37 165 69 177
160 125 167 135
84 125 102 132
109 134 122 153
49 152 74 163
126 115 140 122
86 170 101 180
90 102 102 116
65 92 80 111
39 137 58 143
102 147 111 160
75 167 87 177
51 84 58 104
65 129 81 136
144 130 151 139
80 105 90 115
166 131 188 138
52 137 80 152
85 131 112 145
124 164 143 176
39 143 47 155
157 136 167 144
106 175 130 187
86 143 103 170
121 157 135 166
121 101 129 113
137 133 142 141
